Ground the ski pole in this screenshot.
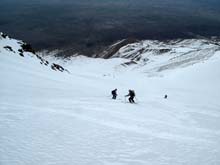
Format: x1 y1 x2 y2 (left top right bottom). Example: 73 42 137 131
124 96 127 103
135 96 139 103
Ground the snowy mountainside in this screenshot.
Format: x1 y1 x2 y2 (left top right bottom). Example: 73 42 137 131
109 39 220 74
0 32 68 73
0 34 220 165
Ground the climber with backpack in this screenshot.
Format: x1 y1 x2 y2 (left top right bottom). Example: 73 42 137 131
111 88 118 99
125 90 136 103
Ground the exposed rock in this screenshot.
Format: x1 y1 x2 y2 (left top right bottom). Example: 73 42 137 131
157 49 171 54
18 49 23 53
98 38 138 59
19 53 24 57
4 46 15 53
51 63 65 72
122 60 137 66
0 32 8 39
1 32 69 73
21 43 35 54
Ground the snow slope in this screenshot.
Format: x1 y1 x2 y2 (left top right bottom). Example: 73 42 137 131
0 34 220 165
111 39 220 74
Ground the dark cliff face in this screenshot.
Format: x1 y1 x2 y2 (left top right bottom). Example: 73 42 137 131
1 0 220 57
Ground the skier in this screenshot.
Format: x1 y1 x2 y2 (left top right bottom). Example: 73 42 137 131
164 94 168 99
111 89 117 99
125 90 135 103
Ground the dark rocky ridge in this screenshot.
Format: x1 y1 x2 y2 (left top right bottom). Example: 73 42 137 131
96 38 138 59
1 32 69 73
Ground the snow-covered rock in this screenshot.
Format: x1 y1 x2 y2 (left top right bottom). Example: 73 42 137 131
0 32 69 73
111 39 220 74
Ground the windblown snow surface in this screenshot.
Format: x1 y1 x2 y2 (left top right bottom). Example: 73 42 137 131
0 35 220 165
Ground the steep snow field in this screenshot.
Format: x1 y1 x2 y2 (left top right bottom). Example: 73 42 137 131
0 35 220 165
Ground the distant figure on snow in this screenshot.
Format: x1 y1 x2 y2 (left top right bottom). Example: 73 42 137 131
164 95 168 99
125 90 135 103
111 89 118 99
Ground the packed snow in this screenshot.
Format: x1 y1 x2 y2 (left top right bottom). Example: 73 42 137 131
0 34 220 165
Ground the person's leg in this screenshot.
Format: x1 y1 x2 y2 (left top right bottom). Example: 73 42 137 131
131 97 135 103
113 95 116 99
129 97 132 103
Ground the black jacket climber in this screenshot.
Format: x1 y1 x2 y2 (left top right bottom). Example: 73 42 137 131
111 89 117 99
125 90 135 103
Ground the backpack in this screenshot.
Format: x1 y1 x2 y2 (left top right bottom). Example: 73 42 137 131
130 90 135 97
112 89 116 95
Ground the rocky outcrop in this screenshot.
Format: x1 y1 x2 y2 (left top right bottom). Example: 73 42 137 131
98 38 138 59
0 32 8 39
4 46 15 53
110 39 220 69
0 32 69 73
21 43 36 54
